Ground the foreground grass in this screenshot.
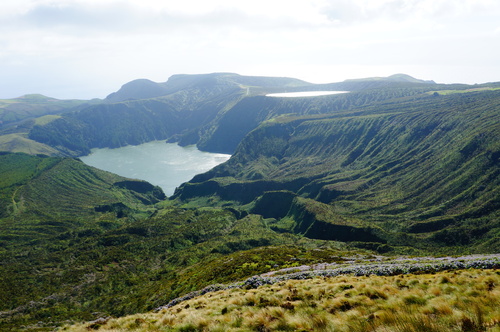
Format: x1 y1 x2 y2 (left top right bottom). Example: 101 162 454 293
62 269 500 332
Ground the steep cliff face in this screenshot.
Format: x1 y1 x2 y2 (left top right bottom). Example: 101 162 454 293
27 74 440 157
28 99 192 156
195 84 439 154
5 75 500 331
28 74 249 156
173 90 500 250
21 74 500 249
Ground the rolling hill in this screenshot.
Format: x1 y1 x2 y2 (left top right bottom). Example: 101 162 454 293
26 73 446 156
0 94 96 128
1 73 499 330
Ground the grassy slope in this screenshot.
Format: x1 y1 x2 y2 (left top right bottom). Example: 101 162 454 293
0 153 357 331
2 79 500 331
173 90 500 253
0 133 61 155
62 268 500 332
196 84 441 153
0 151 164 252
0 94 90 127
0 95 88 156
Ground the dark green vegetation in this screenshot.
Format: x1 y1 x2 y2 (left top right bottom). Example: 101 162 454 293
174 88 500 253
1 73 499 330
0 95 101 156
26 73 444 156
0 152 166 252
28 73 312 156
0 153 349 330
0 94 94 128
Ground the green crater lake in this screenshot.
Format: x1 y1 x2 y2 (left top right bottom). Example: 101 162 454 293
80 141 231 196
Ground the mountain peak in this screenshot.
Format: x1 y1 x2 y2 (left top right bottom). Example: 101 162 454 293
344 73 435 84
387 73 436 84
105 79 170 102
15 94 57 101
104 73 313 103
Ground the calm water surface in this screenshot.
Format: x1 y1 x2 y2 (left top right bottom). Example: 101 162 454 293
80 141 230 196
266 91 349 97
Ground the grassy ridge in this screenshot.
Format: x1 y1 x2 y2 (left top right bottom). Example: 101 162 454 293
26 76 448 156
2 76 500 331
173 90 500 253
62 268 500 332
0 133 60 155
0 94 91 127
0 153 165 247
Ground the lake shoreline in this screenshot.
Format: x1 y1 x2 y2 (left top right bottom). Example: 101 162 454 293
80 140 230 196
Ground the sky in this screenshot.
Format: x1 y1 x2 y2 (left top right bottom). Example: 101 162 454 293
1 0 499 99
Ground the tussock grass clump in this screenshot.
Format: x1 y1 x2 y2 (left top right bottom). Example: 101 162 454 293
61 269 500 332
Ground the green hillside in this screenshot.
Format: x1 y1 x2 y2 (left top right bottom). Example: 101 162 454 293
172 89 500 253
0 94 93 127
0 153 352 330
28 79 247 156
62 268 500 332
27 73 444 156
0 153 165 247
0 153 166 329
1 73 500 331
0 95 100 156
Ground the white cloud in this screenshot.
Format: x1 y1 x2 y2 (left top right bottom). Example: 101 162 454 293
0 0 499 98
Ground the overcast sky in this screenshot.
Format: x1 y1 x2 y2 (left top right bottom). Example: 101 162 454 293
1 0 499 99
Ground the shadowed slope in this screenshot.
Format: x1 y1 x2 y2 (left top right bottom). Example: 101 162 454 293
173 90 500 251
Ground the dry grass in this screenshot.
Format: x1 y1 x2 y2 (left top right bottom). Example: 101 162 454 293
60 269 500 332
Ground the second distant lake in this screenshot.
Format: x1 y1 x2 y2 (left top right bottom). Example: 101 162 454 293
80 141 231 196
